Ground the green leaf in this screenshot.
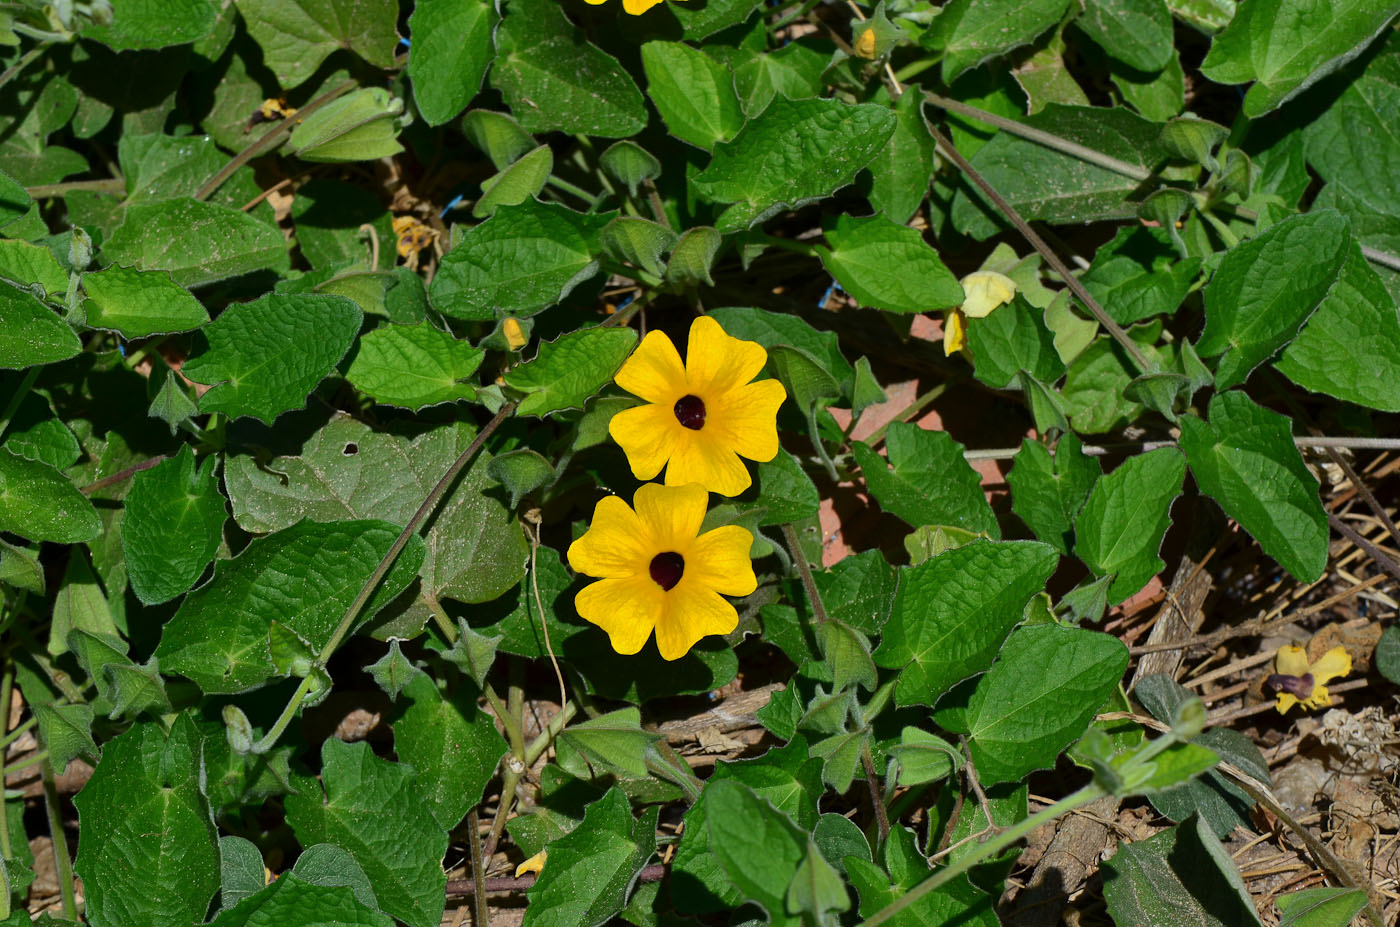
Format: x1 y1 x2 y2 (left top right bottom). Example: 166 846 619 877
966 296 1066 388
523 788 658 927
1378 625 1400 684
786 842 850 921
1014 32 1092 114
1061 325 1162 433
848 866 996 927
475 146 554 219
440 621 500 689
1111 52 1186 121
33 702 98 773
490 0 646 137
1276 888 1370 927
290 180 394 270
640 42 744 152
106 660 172 721
0 238 68 297
599 142 661 198
965 624 1128 784
182 292 362 424
394 674 506 830
889 727 961 786
1074 0 1173 71
223 418 527 632
209 875 392 927
73 715 220 927
873 539 1059 707
79 0 218 51
704 779 808 927
1277 243 1400 411
116 133 230 206
928 0 1073 80
692 96 896 232
1 391 79 471
820 621 878 693
407 0 497 126
287 843 381 912
346 323 484 410
462 110 537 172
1178 391 1326 582
862 89 935 224
1007 435 1100 554
600 217 677 278
1102 815 1262 927
672 0 763 38
816 213 963 313
122 445 226 605
431 199 611 320
506 327 638 417
770 345 839 412
1081 226 1203 326
853 424 999 537
285 739 448 927
744 448 819 526
558 708 661 779
1074 447 1185 604
709 306 855 390
219 835 266 911
952 105 1168 239
0 282 80 370
665 227 722 289
0 168 31 229
102 198 289 288
287 88 405 163
366 640 423 699
1199 0 1400 117
1302 38 1400 217
1196 210 1350 389
154 520 425 693
232 0 398 89
0 448 100 543
728 39 828 116
82 265 209 338
50 550 117 659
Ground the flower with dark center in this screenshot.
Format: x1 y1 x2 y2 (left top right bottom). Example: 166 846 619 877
1269 645 1351 714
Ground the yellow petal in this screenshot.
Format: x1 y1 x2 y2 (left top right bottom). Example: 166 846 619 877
708 378 785 463
655 583 738 660
633 482 707 552
609 403 686 482
943 308 967 356
959 271 1017 319
1309 646 1351 686
622 0 663 13
1301 683 1332 711
503 318 527 350
684 316 768 399
515 850 547 877
854 27 877 59
615 329 687 404
1274 692 1300 715
687 524 757 597
665 431 752 496
575 575 663 655
1275 645 1310 677
567 495 649 579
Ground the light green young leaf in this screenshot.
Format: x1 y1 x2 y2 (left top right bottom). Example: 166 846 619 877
505 327 638 417
102 198 289 288
462 110 537 172
366 640 423 700
393 674 506 831
640 42 744 151
346 323 484 410
232 0 398 89
407 0 497 126
50 548 117 660
287 88 405 163
666 226 722 289
599 141 661 197
600 217 677 278
486 449 554 509
558 708 661 779
853 423 999 537
1179 391 1326 583
0 282 80 370
1074 447 1184 604
816 213 963 313
83 265 208 339
474 146 553 219
0 448 100 543
0 239 68 296
1276 887 1369 927
928 0 1073 80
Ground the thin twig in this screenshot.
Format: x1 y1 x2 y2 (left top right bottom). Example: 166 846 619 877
963 434 1400 463
861 742 891 852
79 455 167 495
781 523 829 625
466 808 490 927
1328 512 1400 583
1326 448 1400 552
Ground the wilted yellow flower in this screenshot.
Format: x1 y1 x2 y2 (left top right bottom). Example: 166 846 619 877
944 270 1017 355
392 215 437 260
567 482 756 660
608 316 785 497
515 849 547 878
1267 645 1351 714
584 0 686 14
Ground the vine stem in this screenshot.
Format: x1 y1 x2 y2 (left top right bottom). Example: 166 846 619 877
781 523 829 626
40 756 78 921
860 783 1106 927
0 660 12 863
466 808 490 927
250 402 517 755
959 433 1400 463
0 42 45 94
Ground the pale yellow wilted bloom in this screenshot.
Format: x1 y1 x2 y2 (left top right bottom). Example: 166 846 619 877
944 270 1017 355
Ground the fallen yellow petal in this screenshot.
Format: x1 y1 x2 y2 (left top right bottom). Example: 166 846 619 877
515 849 547 878
959 270 1017 319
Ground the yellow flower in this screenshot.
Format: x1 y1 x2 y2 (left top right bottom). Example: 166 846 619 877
944 270 1017 355
1267 645 1351 714
608 316 785 497
854 27 878 59
503 317 528 350
584 0 686 14
515 849 547 878
567 482 756 660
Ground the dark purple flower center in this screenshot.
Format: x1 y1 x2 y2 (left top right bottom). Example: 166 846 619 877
649 552 685 591
1264 672 1315 699
673 394 706 431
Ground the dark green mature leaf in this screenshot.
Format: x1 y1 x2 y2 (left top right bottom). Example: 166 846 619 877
927 0 1072 80
0 449 100 543
73 715 219 927
287 843 381 911
1302 36 1400 217
83 265 209 338
1007 435 1101 554
1061 325 1164 433
1102 815 1263 927
965 624 1128 784
853 424 999 537
709 306 855 391
1196 210 1349 389
81 0 217 51
208 876 391 927
848 864 996 927
873 539 1059 707
672 0 764 38
490 0 646 137
1277 243 1400 411
154 520 425 693
952 105 1168 239
103 198 289 288
813 550 897 634
506 327 638 417
346 323 484 410
523 788 657 927
1074 448 1184 604
393 674 505 831
232 0 398 89
33 702 98 773
1199 0 1400 117
1179 391 1326 582
1075 0 1173 71
1276 887 1369 927
182 292 361 424
747 448 820 526
407 0 496 126
692 96 896 232
123 445 226 605
863 89 935 224
1378 625 1400 684
704 779 807 927
1081 226 1202 326
816 213 963 313
431 199 611 320
0 168 31 229
219 835 265 911
640 42 744 152
0 282 80 369
117 133 229 205
285 739 448 927
290 180 394 270
966 296 1066 388
727 38 828 116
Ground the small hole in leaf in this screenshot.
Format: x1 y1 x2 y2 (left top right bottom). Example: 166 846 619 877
343 443 359 456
